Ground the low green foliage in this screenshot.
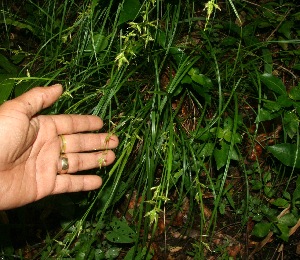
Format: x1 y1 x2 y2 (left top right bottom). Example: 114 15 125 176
249 176 300 242
106 217 137 244
0 0 300 259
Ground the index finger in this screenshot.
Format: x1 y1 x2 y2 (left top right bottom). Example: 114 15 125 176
46 114 103 134
8 84 63 119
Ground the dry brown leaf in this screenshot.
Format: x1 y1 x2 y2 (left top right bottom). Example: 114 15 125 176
296 242 300 255
173 211 184 227
203 205 212 219
171 231 181 239
169 246 183 253
235 11 246 27
227 244 242 258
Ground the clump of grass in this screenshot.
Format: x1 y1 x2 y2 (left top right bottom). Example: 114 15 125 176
1 0 300 259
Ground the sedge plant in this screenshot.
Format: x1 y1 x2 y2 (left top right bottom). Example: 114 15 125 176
1 0 300 259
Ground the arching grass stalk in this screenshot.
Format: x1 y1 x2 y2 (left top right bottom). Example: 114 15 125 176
208 91 240 232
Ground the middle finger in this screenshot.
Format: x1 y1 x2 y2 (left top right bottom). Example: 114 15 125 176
60 133 119 153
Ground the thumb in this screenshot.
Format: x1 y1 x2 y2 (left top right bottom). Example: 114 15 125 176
9 84 63 118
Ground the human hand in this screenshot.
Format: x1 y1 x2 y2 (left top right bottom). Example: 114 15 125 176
0 84 118 210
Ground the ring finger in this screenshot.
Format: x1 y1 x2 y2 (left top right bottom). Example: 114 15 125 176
58 150 116 174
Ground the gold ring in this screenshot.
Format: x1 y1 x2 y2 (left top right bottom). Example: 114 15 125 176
59 155 69 174
60 135 67 154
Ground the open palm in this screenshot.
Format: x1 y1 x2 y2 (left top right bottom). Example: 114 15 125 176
0 84 118 210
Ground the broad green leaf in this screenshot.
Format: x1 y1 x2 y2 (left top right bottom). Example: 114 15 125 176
223 117 234 140
118 0 141 25
292 177 300 202
85 34 108 53
219 201 226 214
260 73 286 95
106 218 136 243
0 54 19 74
76 252 86 260
252 222 272 238
264 186 276 198
157 29 166 48
216 127 225 139
295 12 300 21
94 249 105 260
14 80 37 97
263 101 282 112
278 36 289 50
11 53 25 64
0 74 15 104
252 197 262 205
223 130 232 142
272 198 289 208
0 18 34 33
191 74 213 88
267 143 300 168
225 191 235 209
221 36 237 46
256 108 280 122
222 21 241 35
201 91 212 105
233 133 242 144
283 191 291 200
262 48 273 74
181 75 192 84
278 213 297 227
243 35 259 47
194 128 212 141
296 175 300 187
278 21 294 39
190 82 211 104
263 171 272 183
214 142 239 170
224 117 233 128
289 86 300 101
242 24 259 45
124 247 135 260
170 47 188 65
113 181 129 203
293 187 300 204
124 246 153 260
250 180 263 190
231 148 239 161
283 111 299 139
277 94 293 107
105 247 120 259
253 213 263 222
294 63 300 70
276 223 290 242
173 85 183 96
171 169 183 186
294 102 300 117
214 143 228 170
188 67 200 76
261 204 278 221
199 142 214 157
257 21 272 29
